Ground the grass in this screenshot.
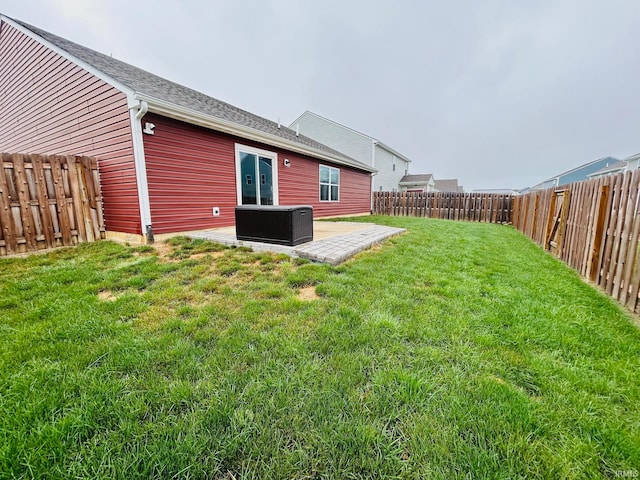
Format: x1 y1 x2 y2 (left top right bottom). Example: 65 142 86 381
1 216 639 479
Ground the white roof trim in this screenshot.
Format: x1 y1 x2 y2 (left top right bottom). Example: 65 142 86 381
290 111 373 142
292 111 412 164
374 141 412 163
1 15 135 103
3 16 374 174
399 180 432 186
138 94 377 173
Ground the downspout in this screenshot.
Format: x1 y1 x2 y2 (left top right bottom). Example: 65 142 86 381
135 100 148 121
129 99 154 243
371 140 377 212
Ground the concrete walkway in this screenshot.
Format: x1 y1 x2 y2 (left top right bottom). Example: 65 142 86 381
188 222 405 265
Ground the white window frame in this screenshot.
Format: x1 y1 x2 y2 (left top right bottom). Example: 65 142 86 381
235 143 279 205
319 164 340 202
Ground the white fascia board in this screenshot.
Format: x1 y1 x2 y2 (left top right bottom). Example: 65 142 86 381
2 15 153 237
138 94 377 174
398 181 430 186
1 15 135 103
375 141 412 164
296 111 412 165
234 143 279 206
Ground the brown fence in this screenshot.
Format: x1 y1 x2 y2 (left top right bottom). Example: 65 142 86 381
513 170 640 313
373 191 513 223
0 153 105 256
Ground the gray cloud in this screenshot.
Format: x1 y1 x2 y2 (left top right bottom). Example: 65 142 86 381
3 0 640 189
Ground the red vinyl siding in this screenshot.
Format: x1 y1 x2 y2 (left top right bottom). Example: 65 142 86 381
143 114 372 234
278 152 372 217
0 21 140 234
143 114 238 233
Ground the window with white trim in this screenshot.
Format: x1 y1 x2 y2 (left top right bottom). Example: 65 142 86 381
319 165 339 202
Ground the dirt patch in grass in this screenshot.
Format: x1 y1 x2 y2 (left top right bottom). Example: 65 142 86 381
98 290 117 302
192 251 225 260
152 243 174 259
297 286 320 301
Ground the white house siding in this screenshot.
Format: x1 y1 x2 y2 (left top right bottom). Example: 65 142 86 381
293 113 373 167
374 144 409 192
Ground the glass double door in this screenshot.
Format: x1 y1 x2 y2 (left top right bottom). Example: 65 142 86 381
239 152 274 205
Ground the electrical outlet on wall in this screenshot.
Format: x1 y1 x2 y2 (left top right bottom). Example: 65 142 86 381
212 207 220 216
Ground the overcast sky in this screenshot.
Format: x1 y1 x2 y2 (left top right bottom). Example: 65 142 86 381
3 0 640 190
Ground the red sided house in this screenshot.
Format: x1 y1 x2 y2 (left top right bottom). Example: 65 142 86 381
0 16 374 243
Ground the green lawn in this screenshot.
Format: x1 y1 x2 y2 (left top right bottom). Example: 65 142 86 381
1 216 639 479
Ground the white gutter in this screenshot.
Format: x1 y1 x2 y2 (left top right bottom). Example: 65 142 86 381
135 93 377 174
128 100 153 241
5 14 375 237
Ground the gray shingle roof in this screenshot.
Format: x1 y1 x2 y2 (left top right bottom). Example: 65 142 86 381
11 17 373 172
399 174 433 184
587 160 626 177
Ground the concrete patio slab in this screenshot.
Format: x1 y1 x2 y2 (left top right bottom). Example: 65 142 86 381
188 221 405 265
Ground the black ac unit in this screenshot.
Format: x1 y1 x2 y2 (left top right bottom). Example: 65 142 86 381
235 205 313 246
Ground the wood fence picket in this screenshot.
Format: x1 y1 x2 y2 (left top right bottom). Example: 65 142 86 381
513 171 640 313
372 191 513 224
0 153 105 256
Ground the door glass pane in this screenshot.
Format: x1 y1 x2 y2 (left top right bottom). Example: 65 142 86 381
240 152 257 204
258 156 273 205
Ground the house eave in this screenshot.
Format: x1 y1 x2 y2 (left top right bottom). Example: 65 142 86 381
399 181 430 186
375 141 412 163
1 15 136 104
138 95 376 174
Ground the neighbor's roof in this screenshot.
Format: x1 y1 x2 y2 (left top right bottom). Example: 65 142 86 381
434 179 459 192
6 16 375 173
544 156 618 182
587 160 627 177
399 174 434 184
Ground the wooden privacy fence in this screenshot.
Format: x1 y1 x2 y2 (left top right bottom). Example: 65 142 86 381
0 153 105 256
513 170 640 313
373 191 513 223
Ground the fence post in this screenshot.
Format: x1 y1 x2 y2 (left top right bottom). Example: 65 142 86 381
0 153 17 254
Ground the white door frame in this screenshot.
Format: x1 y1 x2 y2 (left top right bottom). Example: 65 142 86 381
234 143 279 205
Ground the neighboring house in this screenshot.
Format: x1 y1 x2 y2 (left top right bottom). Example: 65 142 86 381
398 174 436 193
587 160 627 179
588 153 640 179
434 178 464 193
290 111 411 192
0 16 375 243
530 156 619 190
626 153 640 171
